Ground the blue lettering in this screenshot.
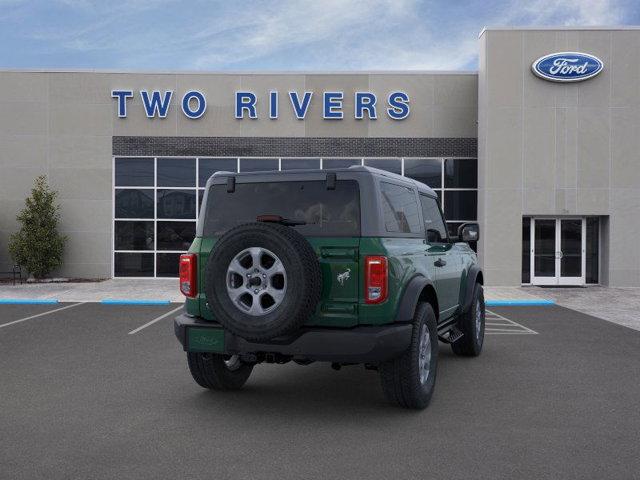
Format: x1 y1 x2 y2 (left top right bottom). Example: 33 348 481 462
235 91 257 119
140 90 173 118
181 90 206 119
269 91 278 119
323 92 343 119
289 91 313 119
111 90 133 118
387 91 410 120
355 92 377 120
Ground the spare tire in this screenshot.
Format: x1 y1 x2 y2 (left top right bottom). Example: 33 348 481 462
205 222 322 342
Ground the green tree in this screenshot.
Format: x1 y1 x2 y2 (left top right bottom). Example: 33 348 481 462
9 175 67 279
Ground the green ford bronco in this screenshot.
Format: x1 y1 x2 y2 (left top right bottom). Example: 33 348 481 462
174 166 484 409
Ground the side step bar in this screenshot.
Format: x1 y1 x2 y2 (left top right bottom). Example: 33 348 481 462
438 326 464 344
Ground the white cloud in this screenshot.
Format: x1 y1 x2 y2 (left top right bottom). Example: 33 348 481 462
12 0 631 70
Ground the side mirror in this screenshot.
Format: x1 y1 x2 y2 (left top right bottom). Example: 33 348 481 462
458 223 480 243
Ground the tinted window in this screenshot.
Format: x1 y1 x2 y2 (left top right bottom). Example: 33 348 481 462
404 159 441 188
157 158 196 187
204 180 360 237
364 158 401 175
114 252 154 277
522 218 531 283
156 253 181 277
115 189 154 218
380 182 421 234
115 158 154 186
157 221 196 250
322 159 360 169
199 158 237 186
157 189 196 219
444 159 477 188
444 191 477 220
420 195 447 243
114 221 154 250
240 158 279 172
281 158 320 170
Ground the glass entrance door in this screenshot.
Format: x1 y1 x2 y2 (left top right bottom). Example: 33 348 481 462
531 218 586 286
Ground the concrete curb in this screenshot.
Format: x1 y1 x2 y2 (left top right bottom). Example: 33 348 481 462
0 299 59 304
100 299 172 305
486 299 555 306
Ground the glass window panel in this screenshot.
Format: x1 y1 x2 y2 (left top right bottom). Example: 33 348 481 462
534 220 556 277
446 222 462 239
114 221 154 250
240 158 279 172
560 219 582 277
115 189 154 219
364 158 401 175
115 158 154 186
404 158 442 188
156 253 181 278
586 217 599 284
157 158 196 187
199 158 237 187
204 181 360 237
157 189 196 219
444 191 477 220
420 195 447 242
522 218 531 283
444 158 477 188
322 158 360 169
380 182 421 234
281 158 321 170
114 252 154 277
157 221 196 251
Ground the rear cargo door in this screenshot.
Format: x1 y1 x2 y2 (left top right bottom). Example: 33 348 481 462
307 238 359 327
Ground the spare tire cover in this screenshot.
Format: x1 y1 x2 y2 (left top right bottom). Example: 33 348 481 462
205 222 322 342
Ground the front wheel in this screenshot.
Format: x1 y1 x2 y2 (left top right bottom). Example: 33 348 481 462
187 352 253 390
451 283 485 357
379 302 438 409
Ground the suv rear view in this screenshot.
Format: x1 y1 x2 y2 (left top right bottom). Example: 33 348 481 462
175 166 485 409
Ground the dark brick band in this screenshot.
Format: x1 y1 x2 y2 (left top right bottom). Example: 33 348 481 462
113 136 476 158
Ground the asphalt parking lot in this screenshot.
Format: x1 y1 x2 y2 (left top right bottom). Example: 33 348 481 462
1 303 639 480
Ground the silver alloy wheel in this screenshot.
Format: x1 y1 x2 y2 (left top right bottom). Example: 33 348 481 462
418 324 432 385
475 298 483 341
226 247 287 316
224 355 241 371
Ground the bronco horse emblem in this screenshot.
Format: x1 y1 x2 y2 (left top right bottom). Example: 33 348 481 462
337 268 351 286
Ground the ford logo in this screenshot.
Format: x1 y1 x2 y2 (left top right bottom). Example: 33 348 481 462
532 52 603 82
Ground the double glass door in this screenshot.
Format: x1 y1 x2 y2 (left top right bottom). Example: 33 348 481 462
531 218 585 285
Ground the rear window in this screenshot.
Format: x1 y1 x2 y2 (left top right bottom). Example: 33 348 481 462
203 180 360 237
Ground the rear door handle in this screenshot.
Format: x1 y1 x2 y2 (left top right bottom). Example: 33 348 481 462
434 258 446 267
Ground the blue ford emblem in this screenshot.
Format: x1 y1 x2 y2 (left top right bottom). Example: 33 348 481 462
532 52 603 82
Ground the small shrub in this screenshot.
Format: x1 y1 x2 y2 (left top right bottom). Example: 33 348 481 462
8 175 67 279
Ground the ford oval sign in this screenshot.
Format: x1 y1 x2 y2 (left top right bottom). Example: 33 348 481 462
532 52 604 82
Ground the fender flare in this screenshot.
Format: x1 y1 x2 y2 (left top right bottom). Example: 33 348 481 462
394 275 434 323
461 265 483 313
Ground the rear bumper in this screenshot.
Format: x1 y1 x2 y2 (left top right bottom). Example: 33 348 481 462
174 314 412 363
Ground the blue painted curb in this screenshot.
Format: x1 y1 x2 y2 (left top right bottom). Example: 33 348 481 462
0 298 59 304
486 299 555 306
101 299 172 305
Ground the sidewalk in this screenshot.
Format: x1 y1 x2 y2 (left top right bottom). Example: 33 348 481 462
0 279 183 303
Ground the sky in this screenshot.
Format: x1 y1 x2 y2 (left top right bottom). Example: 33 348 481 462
0 0 638 71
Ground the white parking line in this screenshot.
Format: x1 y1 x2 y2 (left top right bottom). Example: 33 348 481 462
0 303 83 329
128 305 183 335
485 309 538 335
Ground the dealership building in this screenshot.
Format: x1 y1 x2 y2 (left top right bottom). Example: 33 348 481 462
1 26 639 287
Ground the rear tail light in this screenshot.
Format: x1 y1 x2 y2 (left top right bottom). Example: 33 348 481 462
179 254 197 298
365 256 388 304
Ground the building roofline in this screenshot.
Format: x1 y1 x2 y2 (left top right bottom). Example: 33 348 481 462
479 25 640 38
0 67 478 76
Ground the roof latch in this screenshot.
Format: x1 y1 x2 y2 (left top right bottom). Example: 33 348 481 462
226 176 236 193
326 172 336 190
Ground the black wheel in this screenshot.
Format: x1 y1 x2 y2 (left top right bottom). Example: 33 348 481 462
205 222 322 342
379 302 438 409
451 283 485 356
187 352 253 390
